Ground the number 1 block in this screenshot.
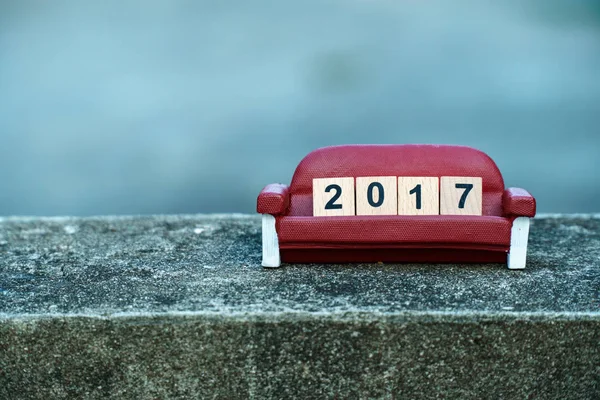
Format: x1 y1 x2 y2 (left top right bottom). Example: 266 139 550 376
313 177 355 216
398 177 439 215
440 177 482 215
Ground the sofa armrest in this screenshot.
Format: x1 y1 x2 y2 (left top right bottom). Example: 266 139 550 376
257 184 290 215
503 188 536 217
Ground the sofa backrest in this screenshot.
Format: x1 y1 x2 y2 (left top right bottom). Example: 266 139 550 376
288 144 505 216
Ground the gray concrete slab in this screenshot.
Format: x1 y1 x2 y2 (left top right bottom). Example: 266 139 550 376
0 215 599 399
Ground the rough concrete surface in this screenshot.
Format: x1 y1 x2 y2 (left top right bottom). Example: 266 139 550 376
0 214 599 399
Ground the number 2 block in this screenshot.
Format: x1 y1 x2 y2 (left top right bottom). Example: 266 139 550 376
440 177 482 215
398 177 439 215
356 177 398 215
313 177 355 216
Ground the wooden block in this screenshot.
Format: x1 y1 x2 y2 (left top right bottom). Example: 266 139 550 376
356 176 398 215
440 176 483 215
398 177 439 215
312 177 355 216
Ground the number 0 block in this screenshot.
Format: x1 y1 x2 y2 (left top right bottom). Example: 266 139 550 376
313 177 355 216
356 176 397 215
398 177 439 215
440 177 482 215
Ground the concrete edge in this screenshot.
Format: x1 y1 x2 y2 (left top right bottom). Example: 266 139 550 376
2 310 599 323
0 213 259 222
0 213 599 223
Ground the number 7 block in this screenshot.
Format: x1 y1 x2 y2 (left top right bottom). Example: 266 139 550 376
440 177 482 215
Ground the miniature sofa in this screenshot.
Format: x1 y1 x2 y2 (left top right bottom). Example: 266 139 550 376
257 145 536 269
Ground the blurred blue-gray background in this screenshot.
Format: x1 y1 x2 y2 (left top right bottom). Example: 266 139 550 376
1 0 599 216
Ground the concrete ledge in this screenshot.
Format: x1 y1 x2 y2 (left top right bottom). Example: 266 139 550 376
1 215 599 398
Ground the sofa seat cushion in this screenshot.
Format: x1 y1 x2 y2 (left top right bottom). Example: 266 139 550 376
276 215 512 247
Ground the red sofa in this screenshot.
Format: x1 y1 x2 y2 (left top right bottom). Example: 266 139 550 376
257 145 536 269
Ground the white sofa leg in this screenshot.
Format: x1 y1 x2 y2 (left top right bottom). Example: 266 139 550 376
262 214 281 268
508 217 531 270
